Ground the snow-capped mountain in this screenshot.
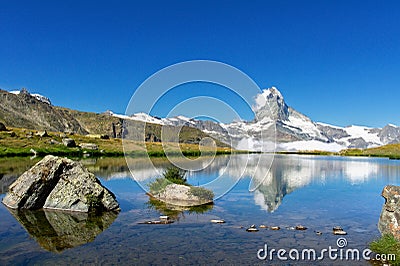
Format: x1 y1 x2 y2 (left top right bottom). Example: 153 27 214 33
118 87 400 152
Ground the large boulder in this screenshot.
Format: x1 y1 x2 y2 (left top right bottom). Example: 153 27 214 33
152 183 213 206
378 185 400 240
62 138 76 147
62 138 76 148
2 155 119 212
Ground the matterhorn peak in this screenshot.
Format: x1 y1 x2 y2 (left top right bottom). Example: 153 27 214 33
264 86 284 100
253 87 289 121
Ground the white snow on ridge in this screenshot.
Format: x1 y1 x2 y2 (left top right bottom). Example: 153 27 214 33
343 125 381 144
10 90 52 105
316 122 343 129
286 114 325 140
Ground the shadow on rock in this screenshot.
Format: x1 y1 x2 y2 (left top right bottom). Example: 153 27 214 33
7 208 119 252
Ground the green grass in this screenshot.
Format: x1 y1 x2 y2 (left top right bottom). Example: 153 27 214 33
277 143 400 160
148 167 188 194
162 167 188 185
148 178 170 194
0 126 236 158
370 234 400 265
277 150 335 156
189 186 214 201
148 167 214 202
339 143 400 160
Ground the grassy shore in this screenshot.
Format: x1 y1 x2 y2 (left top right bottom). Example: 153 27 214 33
278 143 400 160
339 144 400 160
2 126 400 159
0 127 236 158
370 234 400 265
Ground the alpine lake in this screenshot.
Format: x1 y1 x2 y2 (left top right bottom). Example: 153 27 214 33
1 154 400 265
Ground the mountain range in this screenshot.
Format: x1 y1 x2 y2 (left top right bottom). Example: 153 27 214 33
114 87 400 152
1 87 399 152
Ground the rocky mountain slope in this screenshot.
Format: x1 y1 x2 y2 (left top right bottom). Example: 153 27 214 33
0 89 227 147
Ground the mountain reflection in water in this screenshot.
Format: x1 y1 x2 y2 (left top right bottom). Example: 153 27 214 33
1 154 395 218
92 155 397 212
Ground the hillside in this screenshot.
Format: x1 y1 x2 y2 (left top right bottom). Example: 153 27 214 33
0 89 87 134
0 89 228 148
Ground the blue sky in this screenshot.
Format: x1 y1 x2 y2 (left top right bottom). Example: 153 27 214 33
1 0 399 127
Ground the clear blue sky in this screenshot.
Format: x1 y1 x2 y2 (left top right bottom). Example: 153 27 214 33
1 0 399 127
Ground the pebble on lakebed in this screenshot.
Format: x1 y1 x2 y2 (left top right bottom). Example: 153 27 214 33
246 225 259 232
210 219 225 224
295 225 307 230
332 226 347 235
270 226 281 230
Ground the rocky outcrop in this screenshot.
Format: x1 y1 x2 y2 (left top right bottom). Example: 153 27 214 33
2 155 119 212
0 122 6 131
0 89 88 134
7 208 118 252
378 185 400 240
152 184 213 206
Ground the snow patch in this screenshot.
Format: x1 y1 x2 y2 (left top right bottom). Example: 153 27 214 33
343 125 381 144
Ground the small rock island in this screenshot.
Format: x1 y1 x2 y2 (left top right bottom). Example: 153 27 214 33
149 167 214 207
2 155 119 212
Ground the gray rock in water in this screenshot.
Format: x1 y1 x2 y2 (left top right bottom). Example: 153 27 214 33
378 185 400 240
62 138 76 147
152 184 213 206
2 155 119 212
79 143 99 150
0 122 6 131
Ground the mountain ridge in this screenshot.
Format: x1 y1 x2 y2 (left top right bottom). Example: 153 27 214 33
117 87 399 152
2 87 399 152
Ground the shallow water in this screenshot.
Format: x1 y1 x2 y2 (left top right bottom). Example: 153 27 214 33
0 154 399 265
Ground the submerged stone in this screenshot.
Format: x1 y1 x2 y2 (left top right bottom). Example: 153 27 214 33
2 155 119 212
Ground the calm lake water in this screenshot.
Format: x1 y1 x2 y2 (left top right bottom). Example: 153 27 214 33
1 154 400 265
